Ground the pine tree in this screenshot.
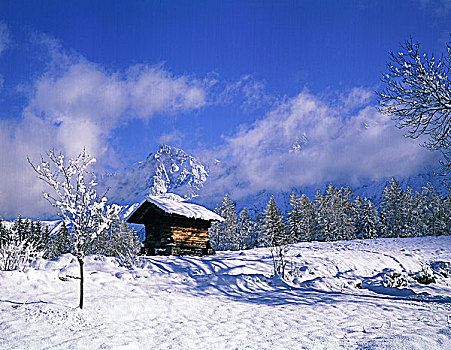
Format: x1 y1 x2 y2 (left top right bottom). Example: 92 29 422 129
0 217 9 247
298 194 315 242
48 222 72 258
418 183 447 236
288 193 315 242
115 221 141 267
381 177 405 237
354 196 380 239
237 207 255 250
443 194 451 235
404 187 424 237
33 219 44 250
287 193 302 241
252 209 266 248
314 184 355 241
12 216 24 242
261 196 290 278
262 196 287 247
209 194 238 250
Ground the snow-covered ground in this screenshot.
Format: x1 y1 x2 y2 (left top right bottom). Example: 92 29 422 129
1 236 451 349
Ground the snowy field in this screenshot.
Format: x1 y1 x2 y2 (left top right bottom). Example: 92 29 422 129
1 236 451 350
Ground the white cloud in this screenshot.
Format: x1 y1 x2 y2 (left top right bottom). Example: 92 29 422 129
205 90 439 200
26 59 207 161
127 65 206 117
216 74 275 111
340 87 373 110
157 130 185 147
0 116 55 218
0 37 209 218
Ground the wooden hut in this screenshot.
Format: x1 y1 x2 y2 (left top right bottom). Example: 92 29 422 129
126 195 223 256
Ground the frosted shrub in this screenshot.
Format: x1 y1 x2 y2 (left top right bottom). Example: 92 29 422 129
412 264 436 285
383 271 410 288
117 252 140 269
88 219 141 267
0 240 40 271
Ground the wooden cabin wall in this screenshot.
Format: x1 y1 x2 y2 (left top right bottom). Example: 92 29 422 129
133 204 215 256
171 226 209 248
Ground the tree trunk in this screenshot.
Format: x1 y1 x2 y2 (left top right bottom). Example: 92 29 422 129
77 257 84 309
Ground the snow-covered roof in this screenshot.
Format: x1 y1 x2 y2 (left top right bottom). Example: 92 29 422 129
127 195 224 222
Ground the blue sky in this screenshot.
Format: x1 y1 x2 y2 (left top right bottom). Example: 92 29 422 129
0 0 450 217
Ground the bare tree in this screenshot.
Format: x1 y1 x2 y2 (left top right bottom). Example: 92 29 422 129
28 149 113 309
377 38 451 177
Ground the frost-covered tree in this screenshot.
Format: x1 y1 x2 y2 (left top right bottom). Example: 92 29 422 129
380 178 405 237
251 208 266 248
89 213 141 266
314 184 355 241
380 178 424 237
0 216 40 271
287 193 302 241
237 207 256 250
262 196 287 247
209 194 239 250
12 216 25 241
377 39 451 179
114 221 142 267
0 217 8 247
28 149 115 309
419 184 451 236
298 194 315 242
261 196 290 278
47 222 72 259
403 187 424 237
354 196 380 239
442 193 451 235
288 193 315 242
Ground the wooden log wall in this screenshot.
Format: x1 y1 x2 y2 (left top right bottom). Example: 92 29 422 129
171 226 209 248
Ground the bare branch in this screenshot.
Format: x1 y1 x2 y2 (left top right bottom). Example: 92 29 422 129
377 38 451 180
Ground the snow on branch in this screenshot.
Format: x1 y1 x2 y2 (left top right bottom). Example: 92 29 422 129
28 149 112 258
377 39 451 155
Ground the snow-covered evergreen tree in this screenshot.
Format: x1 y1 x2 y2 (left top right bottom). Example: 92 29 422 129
380 177 405 237
442 194 451 235
252 209 266 248
298 194 315 242
354 196 380 239
0 216 41 272
262 196 288 247
288 193 315 242
403 187 423 237
12 216 25 241
418 183 448 236
88 212 141 261
209 194 239 250
47 222 72 258
237 207 255 250
314 184 355 241
287 193 302 241
0 217 8 247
